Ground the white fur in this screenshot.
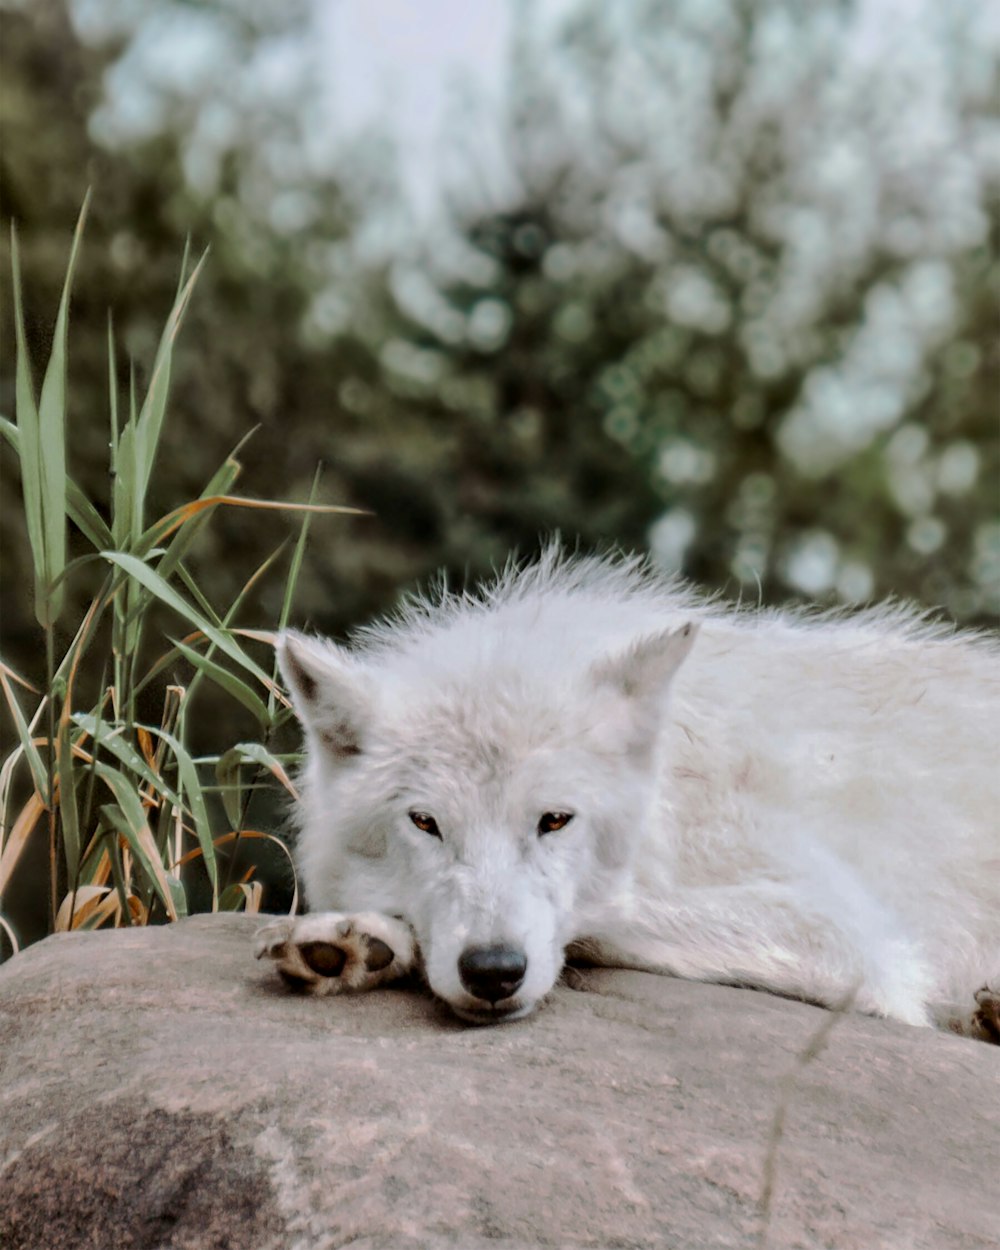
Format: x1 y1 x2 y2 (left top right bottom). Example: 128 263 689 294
277 546 1000 1028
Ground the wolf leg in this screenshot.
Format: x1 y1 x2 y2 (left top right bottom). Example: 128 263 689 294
576 882 933 1026
255 912 417 996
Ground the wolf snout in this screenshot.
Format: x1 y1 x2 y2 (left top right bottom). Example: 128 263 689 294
457 943 528 1004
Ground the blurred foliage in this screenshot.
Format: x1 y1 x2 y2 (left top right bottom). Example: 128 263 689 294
2 0 998 727
0 0 665 694
476 0 999 617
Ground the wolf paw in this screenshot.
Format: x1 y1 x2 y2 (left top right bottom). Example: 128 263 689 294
971 985 1000 1045
255 911 416 996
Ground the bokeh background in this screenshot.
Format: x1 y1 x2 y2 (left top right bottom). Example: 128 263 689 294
3 0 999 671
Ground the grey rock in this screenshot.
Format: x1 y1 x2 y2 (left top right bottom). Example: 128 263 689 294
0 914 996 1250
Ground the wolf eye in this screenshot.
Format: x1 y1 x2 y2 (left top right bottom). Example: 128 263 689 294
408 811 442 839
537 812 574 835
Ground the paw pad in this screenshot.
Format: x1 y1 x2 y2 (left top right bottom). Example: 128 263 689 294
300 941 349 978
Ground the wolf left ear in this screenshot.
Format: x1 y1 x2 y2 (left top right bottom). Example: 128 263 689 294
589 623 698 748
277 631 371 760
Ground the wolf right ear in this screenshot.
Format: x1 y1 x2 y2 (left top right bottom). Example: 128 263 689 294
277 631 371 760
588 623 698 754
590 622 699 702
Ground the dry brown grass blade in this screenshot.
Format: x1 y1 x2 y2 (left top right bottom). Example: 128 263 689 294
85 891 126 929
0 912 19 955
137 728 156 770
171 828 284 870
26 736 95 766
122 893 147 926
755 985 857 1249
233 881 263 914
0 790 46 897
171 828 298 914
233 629 277 644
90 848 112 888
62 590 106 708
141 632 287 705
259 757 297 799
150 495 369 545
0 659 39 693
56 884 113 931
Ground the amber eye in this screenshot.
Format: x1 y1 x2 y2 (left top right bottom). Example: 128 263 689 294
408 811 442 839
537 812 574 835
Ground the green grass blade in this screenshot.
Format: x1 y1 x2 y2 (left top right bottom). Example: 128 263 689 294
280 465 322 633
10 225 46 626
111 367 138 547
175 236 192 298
0 418 113 551
107 312 119 474
166 874 189 919
145 725 217 899
57 720 81 888
169 638 270 730
94 766 178 920
0 668 49 799
141 453 243 571
229 741 298 798
175 563 224 627
134 251 207 506
101 551 273 689
72 711 184 810
36 192 91 625
214 748 245 833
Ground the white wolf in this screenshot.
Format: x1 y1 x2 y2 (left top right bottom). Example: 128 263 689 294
257 547 1000 1034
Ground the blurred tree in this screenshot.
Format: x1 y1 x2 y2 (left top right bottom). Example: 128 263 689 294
2 0 996 653
0 0 667 696
505 0 995 620
397 0 999 620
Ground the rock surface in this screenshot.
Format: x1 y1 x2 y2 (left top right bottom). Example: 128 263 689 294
0 913 996 1250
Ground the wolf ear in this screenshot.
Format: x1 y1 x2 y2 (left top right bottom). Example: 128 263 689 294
589 623 698 748
277 631 370 760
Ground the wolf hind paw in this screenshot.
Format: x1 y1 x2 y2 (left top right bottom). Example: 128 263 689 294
255 911 416 996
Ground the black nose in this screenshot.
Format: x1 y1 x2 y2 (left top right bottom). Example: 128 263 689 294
457 944 528 1004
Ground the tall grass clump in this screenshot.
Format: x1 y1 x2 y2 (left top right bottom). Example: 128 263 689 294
0 201 356 957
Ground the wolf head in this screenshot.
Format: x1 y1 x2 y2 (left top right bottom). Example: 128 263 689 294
278 615 696 1023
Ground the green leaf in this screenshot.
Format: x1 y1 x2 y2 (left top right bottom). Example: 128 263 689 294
280 466 322 634
142 725 217 899
57 719 81 888
35 191 91 624
166 874 189 919
0 417 113 552
10 225 45 626
101 551 273 689
95 767 178 920
228 741 297 799
134 252 207 507
0 667 49 800
142 452 242 575
72 711 184 810
170 638 270 730
215 747 245 832
112 367 138 549
175 564 224 627
107 312 119 474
